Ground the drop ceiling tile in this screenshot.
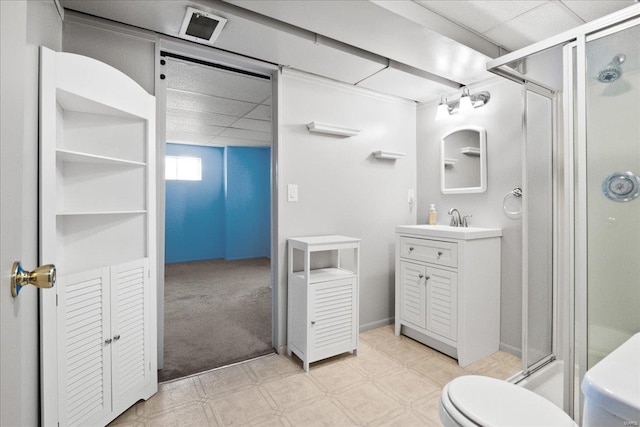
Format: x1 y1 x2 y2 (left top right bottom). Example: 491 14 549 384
166 121 226 137
165 58 272 104
166 108 238 127
167 89 257 117
415 0 547 33
220 128 272 142
233 118 272 133
245 105 272 121
561 1 636 22
483 2 583 51
211 136 272 147
166 131 215 145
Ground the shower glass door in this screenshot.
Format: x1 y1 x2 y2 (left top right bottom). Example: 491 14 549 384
584 19 640 369
523 82 555 373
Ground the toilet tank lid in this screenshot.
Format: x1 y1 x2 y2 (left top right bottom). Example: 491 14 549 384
582 332 640 421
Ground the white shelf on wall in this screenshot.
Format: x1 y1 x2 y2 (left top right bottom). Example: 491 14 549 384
444 158 458 167
373 150 406 160
460 147 481 156
306 121 360 137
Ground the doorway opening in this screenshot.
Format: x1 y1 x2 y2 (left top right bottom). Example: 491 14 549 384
159 52 274 382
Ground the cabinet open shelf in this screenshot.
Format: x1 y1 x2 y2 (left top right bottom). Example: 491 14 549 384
293 267 356 283
57 149 146 166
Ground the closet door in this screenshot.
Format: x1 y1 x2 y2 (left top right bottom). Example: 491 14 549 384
57 268 112 427
111 259 150 412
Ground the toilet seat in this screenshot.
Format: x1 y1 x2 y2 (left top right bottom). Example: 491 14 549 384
441 376 577 427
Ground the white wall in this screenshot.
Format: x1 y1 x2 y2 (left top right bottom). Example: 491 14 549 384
0 1 61 425
416 77 524 354
277 70 417 348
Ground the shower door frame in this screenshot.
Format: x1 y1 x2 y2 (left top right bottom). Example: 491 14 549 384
487 4 640 421
521 81 559 378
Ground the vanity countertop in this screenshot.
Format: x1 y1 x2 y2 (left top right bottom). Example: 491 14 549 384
396 224 502 240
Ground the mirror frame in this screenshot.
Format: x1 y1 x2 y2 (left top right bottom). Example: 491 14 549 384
440 125 487 194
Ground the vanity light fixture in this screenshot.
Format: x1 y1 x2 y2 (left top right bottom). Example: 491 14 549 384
435 87 491 119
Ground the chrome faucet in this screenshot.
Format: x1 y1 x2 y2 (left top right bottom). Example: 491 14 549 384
448 208 461 227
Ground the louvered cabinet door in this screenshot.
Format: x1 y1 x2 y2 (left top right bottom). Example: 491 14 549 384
57 268 112 427
308 278 357 362
426 267 458 341
110 258 150 412
399 261 427 329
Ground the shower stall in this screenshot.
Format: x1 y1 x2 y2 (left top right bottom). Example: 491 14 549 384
488 5 640 422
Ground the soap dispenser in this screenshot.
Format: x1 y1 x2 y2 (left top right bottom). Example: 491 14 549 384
428 204 438 225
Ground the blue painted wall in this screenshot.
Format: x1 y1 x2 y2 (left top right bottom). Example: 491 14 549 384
225 147 271 260
165 144 271 263
165 144 225 263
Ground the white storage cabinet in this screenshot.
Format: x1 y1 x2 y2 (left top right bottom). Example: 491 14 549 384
39 48 157 426
287 236 360 371
394 225 501 367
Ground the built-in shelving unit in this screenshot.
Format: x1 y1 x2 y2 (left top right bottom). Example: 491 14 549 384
373 150 406 160
306 121 360 137
40 47 157 427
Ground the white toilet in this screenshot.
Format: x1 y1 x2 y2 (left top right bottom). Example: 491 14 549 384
439 375 577 427
581 332 640 426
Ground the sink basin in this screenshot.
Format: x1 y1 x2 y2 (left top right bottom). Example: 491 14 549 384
395 224 502 240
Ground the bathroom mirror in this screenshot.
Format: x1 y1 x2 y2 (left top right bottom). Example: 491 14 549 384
441 126 487 194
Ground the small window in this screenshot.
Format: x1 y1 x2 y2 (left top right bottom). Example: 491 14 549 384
166 156 202 181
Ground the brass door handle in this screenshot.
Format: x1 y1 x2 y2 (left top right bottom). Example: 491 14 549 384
11 261 56 297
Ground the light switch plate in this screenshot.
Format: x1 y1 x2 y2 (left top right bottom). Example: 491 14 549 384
288 184 298 202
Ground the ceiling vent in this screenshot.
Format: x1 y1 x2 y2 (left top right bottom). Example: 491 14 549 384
179 7 227 45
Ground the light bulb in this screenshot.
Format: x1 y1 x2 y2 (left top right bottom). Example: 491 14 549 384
459 88 473 115
435 97 450 121
435 103 449 121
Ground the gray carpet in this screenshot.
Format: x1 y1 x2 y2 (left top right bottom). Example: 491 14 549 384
159 258 273 382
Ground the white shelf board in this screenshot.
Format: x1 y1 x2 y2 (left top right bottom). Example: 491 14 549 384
306 121 360 137
57 149 146 166
294 267 357 284
460 147 481 156
373 150 406 160
57 210 147 216
444 158 458 166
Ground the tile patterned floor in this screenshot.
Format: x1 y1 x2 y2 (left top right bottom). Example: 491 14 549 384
109 325 521 426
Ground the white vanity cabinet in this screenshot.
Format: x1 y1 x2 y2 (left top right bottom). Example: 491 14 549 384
394 225 501 367
287 235 360 371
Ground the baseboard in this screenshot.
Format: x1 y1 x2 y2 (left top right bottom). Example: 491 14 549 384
359 317 394 333
499 342 522 358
